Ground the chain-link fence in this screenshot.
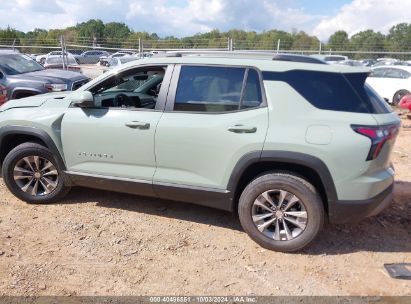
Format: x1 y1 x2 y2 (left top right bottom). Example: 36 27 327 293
2 36 411 63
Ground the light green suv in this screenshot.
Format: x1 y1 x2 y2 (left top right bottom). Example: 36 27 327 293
0 53 400 252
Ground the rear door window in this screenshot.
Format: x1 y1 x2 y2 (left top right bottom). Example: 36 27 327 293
242 69 263 109
174 66 263 112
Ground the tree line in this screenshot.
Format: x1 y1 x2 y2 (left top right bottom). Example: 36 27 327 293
1 19 411 58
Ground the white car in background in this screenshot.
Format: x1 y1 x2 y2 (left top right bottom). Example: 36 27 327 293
99 51 137 66
102 55 140 72
36 51 66 65
366 66 411 105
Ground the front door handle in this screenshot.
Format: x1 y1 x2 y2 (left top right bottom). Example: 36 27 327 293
125 121 150 130
228 125 257 134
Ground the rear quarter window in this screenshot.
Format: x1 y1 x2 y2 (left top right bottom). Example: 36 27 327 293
263 70 391 114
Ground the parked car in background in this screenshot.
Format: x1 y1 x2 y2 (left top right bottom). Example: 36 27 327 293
360 59 377 67
372 58 399 67
372 60 411 67
392 61 411 66
366 66 411 105
28 54 40 60
104 56 140 71
36 51 67 65
99 51 137 66
311 54 348 63
336 60 363 67
0 50 89 104
67 49 83 56
43 53 82 73
74 50 110 64
376 57 398 62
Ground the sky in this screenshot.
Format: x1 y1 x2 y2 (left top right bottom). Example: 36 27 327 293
1 0 411 41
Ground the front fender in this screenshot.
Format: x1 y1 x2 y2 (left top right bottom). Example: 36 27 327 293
0 125 66 171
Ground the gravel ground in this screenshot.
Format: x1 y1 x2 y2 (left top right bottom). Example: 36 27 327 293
81 64 106 79
0 113 410 296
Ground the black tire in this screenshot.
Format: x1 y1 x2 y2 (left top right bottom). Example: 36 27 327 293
238 172 324 252
393 90 410 106
2 143 71 204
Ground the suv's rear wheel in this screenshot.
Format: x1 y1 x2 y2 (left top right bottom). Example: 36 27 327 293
2 143 71 204
238 172 324 252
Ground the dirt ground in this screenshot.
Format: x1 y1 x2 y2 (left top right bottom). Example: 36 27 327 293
0 113 410 297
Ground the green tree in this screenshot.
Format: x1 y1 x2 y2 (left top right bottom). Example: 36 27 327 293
349 30 386 58
0 26 23 40
75 19 105 39
327 30 349 51
104 22 131 39
292 31 320 51
386 23 411 52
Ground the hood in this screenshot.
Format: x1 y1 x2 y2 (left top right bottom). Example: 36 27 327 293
7 69 86 83
0 92 70 112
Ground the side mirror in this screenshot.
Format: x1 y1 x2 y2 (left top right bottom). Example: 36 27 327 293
69 91 94 107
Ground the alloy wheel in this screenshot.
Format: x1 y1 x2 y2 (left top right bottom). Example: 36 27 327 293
252 189 308 241
13 156 59 196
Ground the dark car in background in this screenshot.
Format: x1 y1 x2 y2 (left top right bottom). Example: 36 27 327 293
360 59 377 67
0 50 89 104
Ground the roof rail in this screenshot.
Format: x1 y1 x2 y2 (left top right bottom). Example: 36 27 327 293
153 50 326 64
271 54 326 64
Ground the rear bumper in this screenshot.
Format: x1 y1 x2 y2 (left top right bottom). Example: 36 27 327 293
328 183 394 224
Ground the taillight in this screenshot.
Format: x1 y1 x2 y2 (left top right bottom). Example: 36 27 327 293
0 85 8 106
352 124 400 161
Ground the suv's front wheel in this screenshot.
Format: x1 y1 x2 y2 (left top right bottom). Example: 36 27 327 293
238 172 324 252
2 143 71 204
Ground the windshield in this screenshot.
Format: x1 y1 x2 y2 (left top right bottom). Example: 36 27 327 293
45 55 78 66
0 54 44 75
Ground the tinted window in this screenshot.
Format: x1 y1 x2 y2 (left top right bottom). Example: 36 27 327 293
385 68 403 78
174 66 246 112
370 68 386 77
345 73 391 114
400 69 410 79
263 70 390 114
364 84 392 113
242 69 263 109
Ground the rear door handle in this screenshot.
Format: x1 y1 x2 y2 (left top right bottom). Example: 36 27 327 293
125 121 150 130
228 125 257 134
